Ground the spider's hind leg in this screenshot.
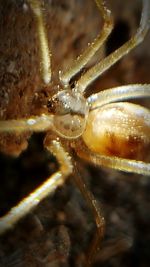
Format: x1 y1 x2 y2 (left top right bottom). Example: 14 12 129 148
0 138 72 235
76 142 150 176
73 162 105 266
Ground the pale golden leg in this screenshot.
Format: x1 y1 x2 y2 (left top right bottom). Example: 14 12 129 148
0 139 72 235
87 84 150 110
73 164 105 266
60 0 113 86
76 143 150 176
28 0 51 84
0 114 54 133
76 0 150 93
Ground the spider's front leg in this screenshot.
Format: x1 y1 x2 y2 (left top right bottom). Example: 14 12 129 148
27 0 51 84
0 137 72 235
60 0 113 86
76 0 150 93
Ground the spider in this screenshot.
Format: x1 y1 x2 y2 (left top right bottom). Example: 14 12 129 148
0 0 150 265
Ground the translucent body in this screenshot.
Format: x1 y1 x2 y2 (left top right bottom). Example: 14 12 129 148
47 90 89 138
83 102 150 161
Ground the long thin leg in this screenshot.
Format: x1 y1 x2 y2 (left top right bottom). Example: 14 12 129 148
0 114 54 133
73 163 105 266
0 139 72 235
28 0 51 84
76 0 150 93
60 0 113 86
75 141 150 176
87 84 150 110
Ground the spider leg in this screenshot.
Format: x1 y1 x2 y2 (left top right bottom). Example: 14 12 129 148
87 84 150 110
76 142 150 176
0 114 54 133
73 163 105 266
60 0 113 86
76 0 150 93
0 139 72 235
28 0 51 84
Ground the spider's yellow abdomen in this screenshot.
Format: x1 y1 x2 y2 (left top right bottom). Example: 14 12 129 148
83 102 150 161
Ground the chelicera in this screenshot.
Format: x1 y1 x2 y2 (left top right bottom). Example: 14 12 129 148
0 0 150 265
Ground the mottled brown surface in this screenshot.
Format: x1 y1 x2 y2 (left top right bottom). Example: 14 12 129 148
0 0 101 156
0 1 150 267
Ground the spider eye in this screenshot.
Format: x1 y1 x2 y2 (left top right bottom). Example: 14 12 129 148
47 92 70 115
48 90 89 139
83 102 150 161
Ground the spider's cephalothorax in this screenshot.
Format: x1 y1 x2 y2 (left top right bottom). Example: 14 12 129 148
0 0 150 265
47 89 89 139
